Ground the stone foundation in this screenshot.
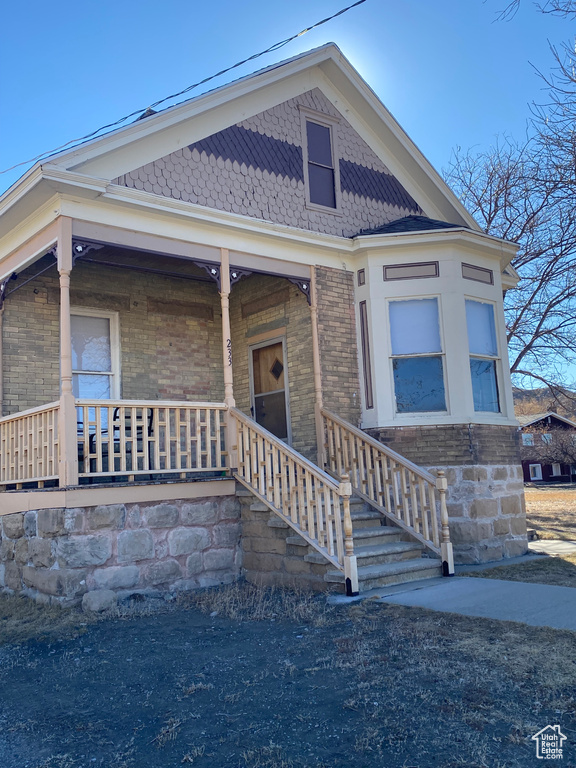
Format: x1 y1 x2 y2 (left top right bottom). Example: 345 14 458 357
238 491 334 590
0 495 242 605
429 464 528 564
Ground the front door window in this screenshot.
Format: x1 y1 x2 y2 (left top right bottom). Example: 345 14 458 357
250 340 290 441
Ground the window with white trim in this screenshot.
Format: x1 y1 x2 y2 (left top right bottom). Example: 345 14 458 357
552 462 562 476
71 309 120 399
465 299 500 413
389 297 446 413
541 433 553 445
303 116 338 210
529 464 542 480
522 433 534 446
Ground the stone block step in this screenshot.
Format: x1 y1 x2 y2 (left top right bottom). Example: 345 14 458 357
324 558 442 591
353 541 422 566
267 516 289 529
250 501 270 513
352 526 403 547
286 535 308 548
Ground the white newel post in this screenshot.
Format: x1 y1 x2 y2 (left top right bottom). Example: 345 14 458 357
340 473 358 595
436 470 454 575
57 217 79 487
310 267 325 469
220 248 238 470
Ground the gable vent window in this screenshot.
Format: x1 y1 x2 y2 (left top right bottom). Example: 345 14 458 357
306 120 336 209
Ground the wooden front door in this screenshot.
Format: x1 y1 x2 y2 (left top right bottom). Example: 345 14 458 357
250 339 290 441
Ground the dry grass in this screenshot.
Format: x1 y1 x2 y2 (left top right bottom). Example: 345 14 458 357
181 581 334 626
466 553 576 587
2 583 576 767
0 593 97 645
525 486 576 540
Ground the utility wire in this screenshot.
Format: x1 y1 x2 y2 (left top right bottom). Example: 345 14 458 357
1 0 367 177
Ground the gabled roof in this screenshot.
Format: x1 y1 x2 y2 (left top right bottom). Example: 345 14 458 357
517 411 576 429
0 43 482 240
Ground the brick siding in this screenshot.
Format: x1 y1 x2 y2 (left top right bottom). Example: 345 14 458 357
366 424 521 467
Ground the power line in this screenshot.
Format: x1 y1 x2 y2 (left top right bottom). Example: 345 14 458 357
1 0 367 178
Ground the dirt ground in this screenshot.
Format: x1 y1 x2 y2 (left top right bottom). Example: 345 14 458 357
1 584 575 768
525 485 576 540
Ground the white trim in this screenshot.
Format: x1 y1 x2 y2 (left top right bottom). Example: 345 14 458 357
70 307 121 399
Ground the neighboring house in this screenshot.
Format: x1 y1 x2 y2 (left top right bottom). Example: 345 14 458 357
518 412 576 483
0 44 527 603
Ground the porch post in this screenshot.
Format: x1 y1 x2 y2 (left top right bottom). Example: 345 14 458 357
310 268 325 468
220 247 238 470
57 216 79 486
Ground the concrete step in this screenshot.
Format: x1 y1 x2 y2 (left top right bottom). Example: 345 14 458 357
324 557 442 591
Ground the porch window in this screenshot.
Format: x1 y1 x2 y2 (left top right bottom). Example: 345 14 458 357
71 309 120 399
389 297 446 413
465 299 500 413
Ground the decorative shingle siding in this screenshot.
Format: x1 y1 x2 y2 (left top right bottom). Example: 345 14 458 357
114 89 421 238
2 257 224 414
315 266 361 425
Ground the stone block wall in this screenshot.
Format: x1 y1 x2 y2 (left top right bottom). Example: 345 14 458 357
366 423 527 563
432 464 527 563
0 495 241 605
2 255 224 415
238 492 333 590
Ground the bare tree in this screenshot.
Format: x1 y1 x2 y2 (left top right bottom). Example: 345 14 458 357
445 138 576 393
521 426 576 465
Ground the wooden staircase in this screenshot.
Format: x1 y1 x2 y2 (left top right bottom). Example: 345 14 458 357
230 407 453 595
323 497 442 591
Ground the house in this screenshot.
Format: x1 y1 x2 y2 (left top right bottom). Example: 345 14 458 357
0 44 527 603
518 411 576 483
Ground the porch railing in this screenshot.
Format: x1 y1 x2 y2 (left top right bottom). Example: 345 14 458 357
231 407 359 594
321 408 454 574
0 402 60 487
76 400 228 478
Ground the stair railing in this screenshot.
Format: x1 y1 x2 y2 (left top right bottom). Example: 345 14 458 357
321 408 454 575
230 408 359 595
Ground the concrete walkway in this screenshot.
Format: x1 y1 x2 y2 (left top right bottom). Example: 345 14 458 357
362 576 576 631
529 539 576 556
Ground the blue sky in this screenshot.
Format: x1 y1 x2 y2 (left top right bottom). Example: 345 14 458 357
0 0 571 195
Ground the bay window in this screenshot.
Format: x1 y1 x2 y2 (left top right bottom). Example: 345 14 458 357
389 297 446 413
465 299 500 413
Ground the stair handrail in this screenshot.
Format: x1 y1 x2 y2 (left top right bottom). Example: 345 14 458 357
231 407 358 594
321 408 454 574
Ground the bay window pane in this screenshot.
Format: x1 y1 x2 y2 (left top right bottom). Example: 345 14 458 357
465 300 497 356
389 298 441 355
470 358 499 412
72 315 112 372
393 356 446 412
